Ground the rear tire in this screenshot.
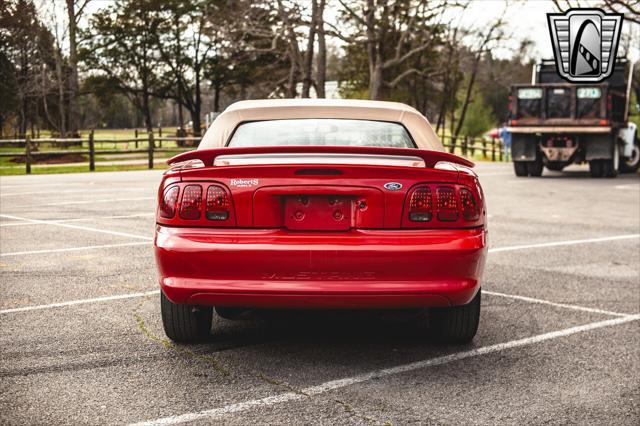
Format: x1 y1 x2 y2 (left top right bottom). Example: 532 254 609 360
602 159 618 178
514 161 528 177
619 142 639 173
602 143 619 178
527 159 543 177
430 289 481 343
161 291 213 343
589 160 603 178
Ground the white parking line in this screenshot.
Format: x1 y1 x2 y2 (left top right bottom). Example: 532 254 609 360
130 314 640 426
614 184 640 190
483 290 628 317
37 197 155 206
0 241 151 257
0 187 150 197
0 214 152 241
0 290 159 314
477 172 514 176
488 234 639 253
0 182 93 189
0 213 154 227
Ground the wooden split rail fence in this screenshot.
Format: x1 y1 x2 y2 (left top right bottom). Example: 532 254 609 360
0 131 200 174
440 134 505 162
0 132 505 174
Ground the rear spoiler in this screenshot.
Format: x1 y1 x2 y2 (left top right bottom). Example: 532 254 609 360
167 146 474 168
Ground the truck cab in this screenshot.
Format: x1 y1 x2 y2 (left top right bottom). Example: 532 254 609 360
508 59 638 177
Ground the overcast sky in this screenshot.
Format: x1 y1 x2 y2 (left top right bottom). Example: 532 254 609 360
449 0 639 61
57 0 640 63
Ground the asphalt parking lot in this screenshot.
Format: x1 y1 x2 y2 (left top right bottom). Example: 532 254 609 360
1 162 639 425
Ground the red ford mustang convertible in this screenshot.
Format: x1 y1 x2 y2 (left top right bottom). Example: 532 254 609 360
155 99 487 343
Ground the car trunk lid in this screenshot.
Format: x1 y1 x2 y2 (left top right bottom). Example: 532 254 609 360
168 146 473 230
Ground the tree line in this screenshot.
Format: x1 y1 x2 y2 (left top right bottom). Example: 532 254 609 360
6 0 630 141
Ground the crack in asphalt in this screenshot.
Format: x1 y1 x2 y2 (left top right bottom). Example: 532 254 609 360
132 301 389 424
132 306 229 376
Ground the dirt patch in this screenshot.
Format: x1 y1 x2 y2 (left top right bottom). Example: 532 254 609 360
10 153 87 164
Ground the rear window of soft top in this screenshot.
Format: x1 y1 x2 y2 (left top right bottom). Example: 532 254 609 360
227 119 415 148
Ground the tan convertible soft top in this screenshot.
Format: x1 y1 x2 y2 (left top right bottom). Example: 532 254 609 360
198 99 443 151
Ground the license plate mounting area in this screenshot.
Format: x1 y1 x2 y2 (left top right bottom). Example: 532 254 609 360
284 195 353 231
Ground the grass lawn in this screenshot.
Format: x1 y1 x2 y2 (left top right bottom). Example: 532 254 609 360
28 127 180 140
0 127 505 175
0 163 170 176
0 128 192 175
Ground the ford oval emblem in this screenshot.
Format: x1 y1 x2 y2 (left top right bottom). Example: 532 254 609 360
384 182 403 191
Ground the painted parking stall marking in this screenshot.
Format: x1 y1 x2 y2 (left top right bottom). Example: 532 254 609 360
130 314 640 426
0 214 153 240
0 241 151 257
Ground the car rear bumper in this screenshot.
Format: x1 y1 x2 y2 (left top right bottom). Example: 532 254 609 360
155 226 487 309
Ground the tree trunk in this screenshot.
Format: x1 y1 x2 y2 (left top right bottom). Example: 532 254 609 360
278 0 303 98
19 96 27 137
364 0 382 100
192 68 202 136
213 83 221 112
369 65 383 100
301 0 317 98
66 0 79 137
41 64 57 131
54 47 66 138
178 102 184 131
142 89 153 134
453 55 481 141
315 0 326 98
287 60 298 98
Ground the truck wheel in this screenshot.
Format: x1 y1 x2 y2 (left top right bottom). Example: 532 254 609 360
602 144 619 178
602 159 618 178
514 161 528 177
589 160 603 178
527 159 543 177
619 144 640 173
430 289 481 343
161 291 213 343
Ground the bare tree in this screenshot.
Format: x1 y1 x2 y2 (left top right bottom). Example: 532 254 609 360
65 0 90 137
451 16 506 149
82 0 162 133
1 0 61 137
276 0 304 97
154 0 222 136
301 0 317 97
315 0 327 98
336 0 454 100
553 0 640 25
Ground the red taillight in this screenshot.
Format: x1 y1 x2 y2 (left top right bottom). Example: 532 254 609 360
436 186 458 222
179 185 203 220
405 184 482 227
408 186 432 222
160 186 179 218
460 188 479 221
206 185 230 221
157 182 235 226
